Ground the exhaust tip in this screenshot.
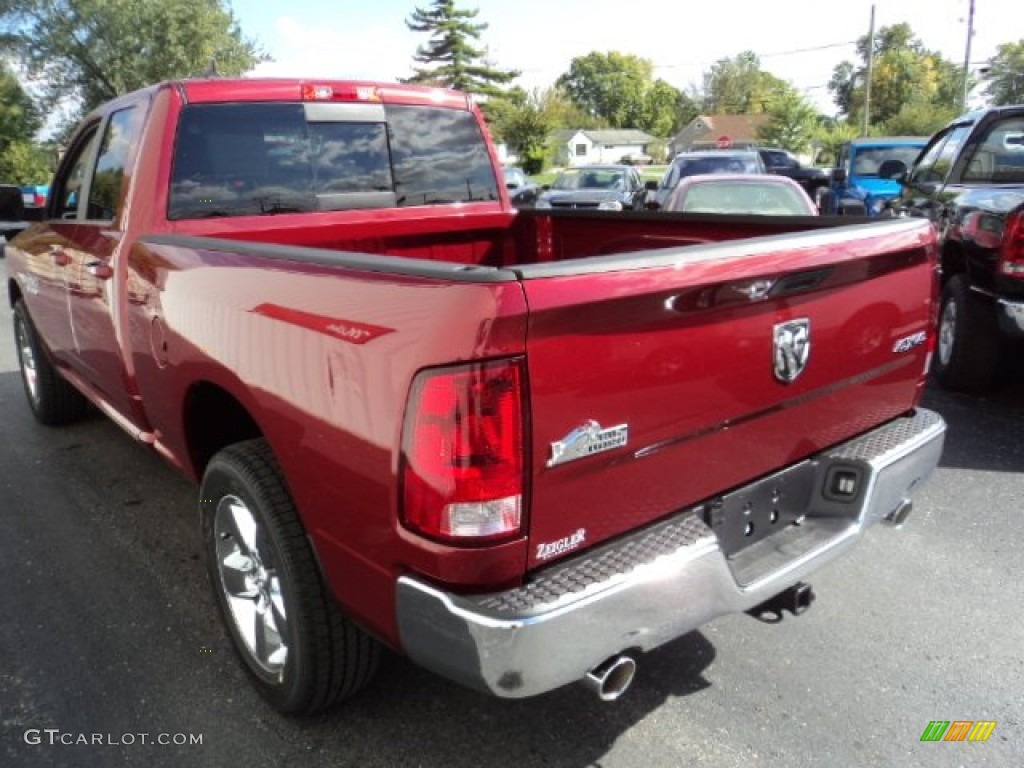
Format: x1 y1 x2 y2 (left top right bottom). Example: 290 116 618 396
884 499 913 527
584 655 637 702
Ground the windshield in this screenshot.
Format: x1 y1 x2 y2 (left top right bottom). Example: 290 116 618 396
852 146 924 177
552 169 626 191
168 102 499 219
503 168 526 186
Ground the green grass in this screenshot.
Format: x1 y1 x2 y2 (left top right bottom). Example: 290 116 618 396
530 165 667 187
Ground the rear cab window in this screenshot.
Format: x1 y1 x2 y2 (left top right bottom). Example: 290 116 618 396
168 101 499 220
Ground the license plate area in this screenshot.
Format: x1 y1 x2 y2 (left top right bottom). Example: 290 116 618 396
702 461 818 558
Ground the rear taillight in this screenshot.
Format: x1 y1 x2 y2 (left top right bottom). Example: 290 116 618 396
400 358 526 544
33 192 45 207
997 209 1024 277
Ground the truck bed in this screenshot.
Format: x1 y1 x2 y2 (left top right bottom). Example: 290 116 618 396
134 212 936 581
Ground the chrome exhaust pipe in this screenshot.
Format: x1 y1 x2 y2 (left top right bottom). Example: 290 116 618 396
583 655 637 702
884 499 913 527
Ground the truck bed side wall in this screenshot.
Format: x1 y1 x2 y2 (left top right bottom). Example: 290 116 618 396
125 240 531 646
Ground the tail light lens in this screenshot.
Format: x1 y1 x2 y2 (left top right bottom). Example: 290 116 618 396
400 358 526 544
997 209 1024 277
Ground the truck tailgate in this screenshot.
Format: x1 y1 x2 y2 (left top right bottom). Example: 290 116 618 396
518 219 936 568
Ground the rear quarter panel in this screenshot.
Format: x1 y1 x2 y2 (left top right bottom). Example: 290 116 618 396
125 240 530 645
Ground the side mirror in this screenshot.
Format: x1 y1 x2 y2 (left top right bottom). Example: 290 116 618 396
831 168 847 184
541 184 551 191
644 180 659 191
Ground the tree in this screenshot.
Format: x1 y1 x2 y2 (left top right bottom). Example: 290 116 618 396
403 0 518 97
702 52 790 114
0 60 50 183
983 40 1024 106
0 139 53 183
812 120 861 167
0 60 40 146
643 79 693 138
757 90 819 154
485 86 601 173
556 51 684 135
882 98 958 136
0 0 265 116
828 23 961 128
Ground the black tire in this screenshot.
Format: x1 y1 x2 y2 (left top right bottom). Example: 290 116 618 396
813 186 830 213
200 438 379 714
12 299 90 425
933 275 1000 391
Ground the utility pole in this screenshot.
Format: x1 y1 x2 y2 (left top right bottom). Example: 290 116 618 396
962 0 976 110
862 4 875 136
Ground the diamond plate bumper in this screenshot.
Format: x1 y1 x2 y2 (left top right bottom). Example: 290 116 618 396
396 408 945 698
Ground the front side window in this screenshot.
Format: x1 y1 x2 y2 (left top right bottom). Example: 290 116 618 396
52 124 100 220
168 102 497 220
88 106 145 221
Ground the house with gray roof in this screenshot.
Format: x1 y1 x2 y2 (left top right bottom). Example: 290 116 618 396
551 129 657 167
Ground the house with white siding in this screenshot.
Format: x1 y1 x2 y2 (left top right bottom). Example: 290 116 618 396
551 129 657 167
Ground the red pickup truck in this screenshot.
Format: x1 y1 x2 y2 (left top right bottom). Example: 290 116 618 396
4 77 946 714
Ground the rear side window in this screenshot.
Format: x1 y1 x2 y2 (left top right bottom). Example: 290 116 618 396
168 101 498 219
961 117 1024 183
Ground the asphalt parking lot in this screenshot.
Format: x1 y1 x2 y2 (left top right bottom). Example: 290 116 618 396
0 296 1021 768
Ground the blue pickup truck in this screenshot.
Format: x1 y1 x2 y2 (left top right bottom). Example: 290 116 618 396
818 137 928 216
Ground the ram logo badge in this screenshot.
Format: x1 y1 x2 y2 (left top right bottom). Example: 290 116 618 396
547 420 628 467
774 318 811 383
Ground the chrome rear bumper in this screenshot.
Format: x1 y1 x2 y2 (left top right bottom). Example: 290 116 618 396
396 409 945 699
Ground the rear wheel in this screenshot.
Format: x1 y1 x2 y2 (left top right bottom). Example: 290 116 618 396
13 299 89 425
933 275 1000 391
200 438 380 714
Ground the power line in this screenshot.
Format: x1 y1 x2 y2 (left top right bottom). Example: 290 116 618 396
651 40 859 69
758 40 859 58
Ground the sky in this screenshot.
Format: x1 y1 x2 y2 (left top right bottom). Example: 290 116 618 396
231 0 1020 115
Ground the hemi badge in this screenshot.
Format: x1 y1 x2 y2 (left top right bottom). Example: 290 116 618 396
547 421 628 468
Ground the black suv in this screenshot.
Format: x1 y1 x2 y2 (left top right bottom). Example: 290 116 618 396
756 147 830 199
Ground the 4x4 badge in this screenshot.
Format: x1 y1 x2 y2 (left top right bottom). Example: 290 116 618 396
774 319 811 383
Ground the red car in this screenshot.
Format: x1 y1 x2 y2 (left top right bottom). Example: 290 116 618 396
664 174 819 216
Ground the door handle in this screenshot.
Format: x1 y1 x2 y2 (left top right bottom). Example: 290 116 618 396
85 261 114 280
